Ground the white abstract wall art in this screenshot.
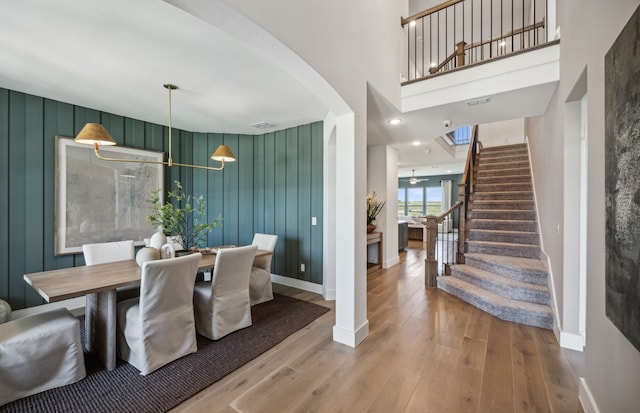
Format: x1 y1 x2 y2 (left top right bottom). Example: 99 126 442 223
55 136 164 255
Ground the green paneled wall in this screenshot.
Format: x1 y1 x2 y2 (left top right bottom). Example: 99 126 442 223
0 88 323 310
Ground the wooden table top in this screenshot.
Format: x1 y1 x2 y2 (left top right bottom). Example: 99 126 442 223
24 249 271 303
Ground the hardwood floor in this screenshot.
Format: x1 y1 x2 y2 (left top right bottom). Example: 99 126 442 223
172 241 583 413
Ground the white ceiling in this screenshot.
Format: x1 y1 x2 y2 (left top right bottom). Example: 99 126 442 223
1 0 556 179
0 0 328 134
368 81 558 177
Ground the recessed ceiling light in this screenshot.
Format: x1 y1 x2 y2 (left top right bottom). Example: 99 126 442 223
409 21 416 27
447 170 452 173
430 62 437 68
412 141 421 146
389 118 402 125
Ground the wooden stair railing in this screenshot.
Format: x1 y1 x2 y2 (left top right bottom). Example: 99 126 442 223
402 0 549 82
458 125 481 263
424 125 480 287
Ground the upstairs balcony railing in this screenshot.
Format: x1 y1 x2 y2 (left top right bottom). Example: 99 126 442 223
401 0 548 84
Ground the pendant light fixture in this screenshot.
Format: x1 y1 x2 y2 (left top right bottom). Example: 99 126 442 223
74 84 236 170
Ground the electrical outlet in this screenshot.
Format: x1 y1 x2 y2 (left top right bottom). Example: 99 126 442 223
300 263 305 272
312 217 317 226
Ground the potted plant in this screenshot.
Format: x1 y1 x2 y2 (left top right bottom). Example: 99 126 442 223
366 191 386 233
146 180 220 251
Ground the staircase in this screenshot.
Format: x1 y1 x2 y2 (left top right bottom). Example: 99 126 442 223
437 143 553 329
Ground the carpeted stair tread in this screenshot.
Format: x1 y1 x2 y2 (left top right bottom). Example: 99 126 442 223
469 209 537 221
480 143 528 152
437 276 553 329
468 228 539 244
473 200 535 210
475 182 533 192
464 252 548 282
480 154 529 163
450 264 550 304
478 166 530 175
468 240 540 258
469 219 538 232
472 191 534 200
476 175 532 184
480 161 531 171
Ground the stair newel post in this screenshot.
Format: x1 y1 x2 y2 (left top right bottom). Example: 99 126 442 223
424 215 438 287
457 183 467 264
456 41 467 68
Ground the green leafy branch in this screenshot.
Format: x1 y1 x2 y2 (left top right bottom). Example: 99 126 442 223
146 180 220 251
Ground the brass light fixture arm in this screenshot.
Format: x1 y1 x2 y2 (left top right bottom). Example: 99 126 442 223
165 83 176 166
93 143 226 170
75 84 235 171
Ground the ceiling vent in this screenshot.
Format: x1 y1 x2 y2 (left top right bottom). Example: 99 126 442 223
251 121 274 129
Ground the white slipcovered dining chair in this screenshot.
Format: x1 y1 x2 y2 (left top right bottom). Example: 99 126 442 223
82 240 137 351
193 245 258 340
250 233 278 305
82 240 138 300
116 253 201 375
0 308 86 406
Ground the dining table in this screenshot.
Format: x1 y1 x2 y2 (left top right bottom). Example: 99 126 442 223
24 249 272 371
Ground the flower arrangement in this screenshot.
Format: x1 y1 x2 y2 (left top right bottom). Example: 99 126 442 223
366 191 386 225
146 180 221 251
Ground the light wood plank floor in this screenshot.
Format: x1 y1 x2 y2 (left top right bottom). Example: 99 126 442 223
172 241 584 413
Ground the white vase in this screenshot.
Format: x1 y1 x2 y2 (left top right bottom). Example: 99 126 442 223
150 231 167 250
160 243 175 259
136 247 160 267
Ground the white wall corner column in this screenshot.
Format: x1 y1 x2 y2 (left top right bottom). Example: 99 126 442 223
332 113 369 347
322 113 337 301
367 145 399 268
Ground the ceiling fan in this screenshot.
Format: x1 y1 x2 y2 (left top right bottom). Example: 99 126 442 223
400 169 428 185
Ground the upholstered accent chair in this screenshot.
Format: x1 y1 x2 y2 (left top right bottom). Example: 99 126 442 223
116 253 201 375
249 233 278 305
0 308 86 406
193 245 257 340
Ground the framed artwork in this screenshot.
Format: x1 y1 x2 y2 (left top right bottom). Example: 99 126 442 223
55 136 164 255
604 4 640 352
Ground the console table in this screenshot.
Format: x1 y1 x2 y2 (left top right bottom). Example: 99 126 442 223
367 231 383 274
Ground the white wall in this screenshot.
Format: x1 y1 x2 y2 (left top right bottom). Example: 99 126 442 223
367 145 400 268
171 0 408 347
478 118 525 147
525 88 565 333
526 0 640 411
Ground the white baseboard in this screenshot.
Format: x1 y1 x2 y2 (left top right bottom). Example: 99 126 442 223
560 331 585 351
271 274 323 295
383 255 399 268
11 296 86 320
579 377 600 413
322 287 336 301
333 319 369 347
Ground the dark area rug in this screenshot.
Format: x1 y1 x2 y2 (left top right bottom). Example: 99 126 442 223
2 294 329 413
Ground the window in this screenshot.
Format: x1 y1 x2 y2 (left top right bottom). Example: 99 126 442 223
398 185 447 217
443 125 472 146
407 187 424 217
397 188 406 216
426 187 443 215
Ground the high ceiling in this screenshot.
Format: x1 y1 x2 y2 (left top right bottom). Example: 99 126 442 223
0 0 328 135
1 0 556 179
